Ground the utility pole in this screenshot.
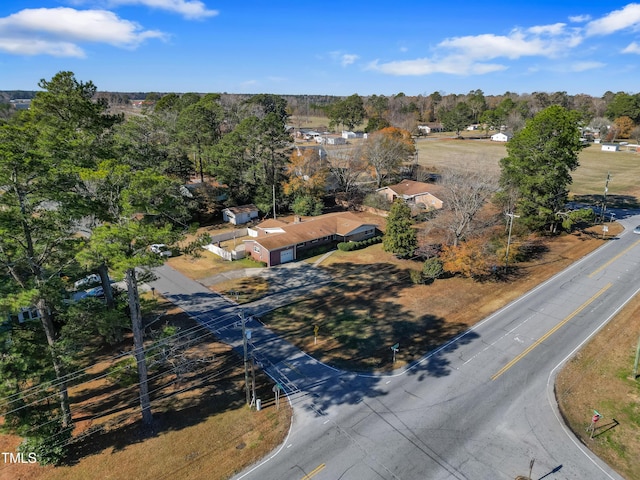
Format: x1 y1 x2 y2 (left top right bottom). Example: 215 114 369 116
272 184 277 220
240 311 251 407
504 213 520 272
601 172 611 223
250 355 256 407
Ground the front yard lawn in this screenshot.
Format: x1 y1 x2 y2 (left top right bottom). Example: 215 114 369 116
261 226 621 372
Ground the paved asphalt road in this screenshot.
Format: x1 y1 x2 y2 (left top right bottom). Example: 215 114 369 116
149 215 640 480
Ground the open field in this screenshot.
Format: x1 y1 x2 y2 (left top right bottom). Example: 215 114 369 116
415 138 640 202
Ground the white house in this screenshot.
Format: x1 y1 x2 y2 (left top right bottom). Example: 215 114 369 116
490 132 513 142
418 123 444 134
317 135 346 145
222 204 259 225
601 144 619 152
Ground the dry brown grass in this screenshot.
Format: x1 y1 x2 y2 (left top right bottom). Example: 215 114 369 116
210 276 269 304
0 301 291 480
556 291 640 480
263 224 624 371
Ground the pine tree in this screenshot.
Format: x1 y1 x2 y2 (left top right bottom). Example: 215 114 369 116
383 200 417 258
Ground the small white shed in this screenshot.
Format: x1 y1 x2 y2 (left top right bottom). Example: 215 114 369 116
222 204 259 225
601 144 619 152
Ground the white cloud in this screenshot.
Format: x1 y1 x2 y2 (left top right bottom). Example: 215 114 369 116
585 3 640 36
367 4 640 79
442 24 584 59
439 32 550 60
0 38 84 57
528 22 567 36
0 7 165 56
341 54 359 66
622 41 640 53
328 51 359 67
569 61 605 71
569 14 591 23
369 17 587 78
367 56 506 76
105 0 218 20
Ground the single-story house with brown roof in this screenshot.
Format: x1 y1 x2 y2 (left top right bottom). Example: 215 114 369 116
244 212 378 267
222 204 259 225
376 179 444 210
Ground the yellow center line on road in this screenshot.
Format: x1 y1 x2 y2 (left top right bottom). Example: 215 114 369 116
301 463 326 480
491 283 612 381
589 238 640 278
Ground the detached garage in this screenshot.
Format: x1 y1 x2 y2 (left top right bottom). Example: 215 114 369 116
222 204 259 225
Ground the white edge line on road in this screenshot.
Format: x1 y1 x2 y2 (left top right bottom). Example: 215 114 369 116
545 284 640 480
215 222 637 478
233 370 296 480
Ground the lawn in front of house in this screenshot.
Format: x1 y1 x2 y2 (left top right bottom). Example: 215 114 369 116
260 226 619 372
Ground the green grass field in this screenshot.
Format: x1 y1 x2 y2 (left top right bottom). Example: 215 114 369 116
416 138 640 203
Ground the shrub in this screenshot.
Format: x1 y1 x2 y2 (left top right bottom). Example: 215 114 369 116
338 236 383 252
18 420 72 465
107 356 138 386
292 195 324 216
422 257 443 281
409 269 423 284
363 193 392 211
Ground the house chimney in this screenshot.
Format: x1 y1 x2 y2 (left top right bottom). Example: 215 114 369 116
294 215 302 223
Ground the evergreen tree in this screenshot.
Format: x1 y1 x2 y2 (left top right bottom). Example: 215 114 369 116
500 106 582 232
383 200 417 258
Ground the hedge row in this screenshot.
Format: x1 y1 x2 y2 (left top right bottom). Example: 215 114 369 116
337 235 383 251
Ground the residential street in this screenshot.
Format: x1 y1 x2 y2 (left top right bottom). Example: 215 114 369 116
148 215 640 480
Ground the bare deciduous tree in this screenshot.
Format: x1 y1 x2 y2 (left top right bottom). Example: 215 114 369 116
362 127 415 188
327 145 369 198
426 165 499 246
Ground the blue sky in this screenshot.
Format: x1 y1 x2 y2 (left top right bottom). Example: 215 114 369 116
1 1 640 96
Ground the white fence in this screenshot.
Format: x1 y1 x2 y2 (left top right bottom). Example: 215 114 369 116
208 228 248 244
203 244 247 261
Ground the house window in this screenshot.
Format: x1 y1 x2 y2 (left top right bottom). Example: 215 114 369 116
253 245 261 253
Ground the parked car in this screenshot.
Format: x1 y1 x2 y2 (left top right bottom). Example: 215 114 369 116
150 244 172 257
633 225 640 234
74 274 100 290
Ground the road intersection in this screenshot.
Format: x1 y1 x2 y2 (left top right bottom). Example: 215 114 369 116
149 215 640 480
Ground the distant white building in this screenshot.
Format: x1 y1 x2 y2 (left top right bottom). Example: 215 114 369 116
490 132 513 142
418 123 444 134
317 135 346 145
601 144 619 152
